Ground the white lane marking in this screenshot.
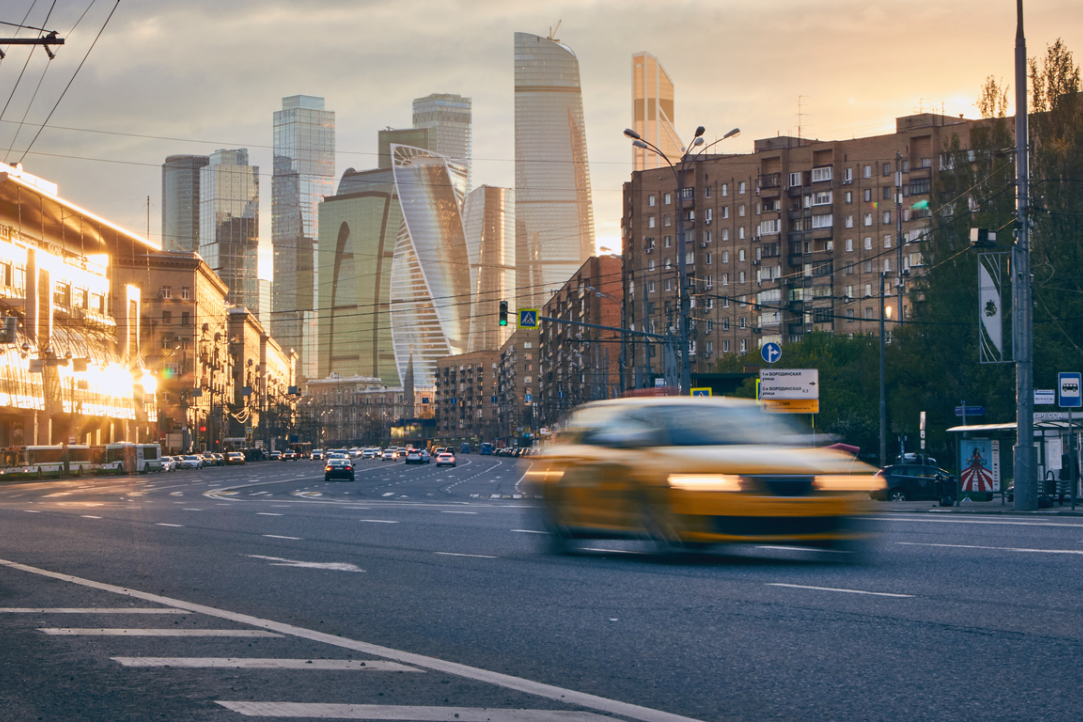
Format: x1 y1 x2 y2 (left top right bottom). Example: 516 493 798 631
756 545 852 555
434 552 497 559
246 555 364 573
0 557 706 722
257 513 284 516
156 523 184 528
262 535 302 541
898 541 1083 555
441 510 477 515
23 509 41 513
0 608 188 614
40 628 282 637
80 515 102 519
580 548 644 555
767 583 913 598
217 703 612 720
511 529 548 535
360 519 398 524
113 658 419 671
870 516 1083 528
182 508 203 511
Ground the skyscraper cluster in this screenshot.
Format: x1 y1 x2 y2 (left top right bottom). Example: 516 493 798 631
162 30 601 392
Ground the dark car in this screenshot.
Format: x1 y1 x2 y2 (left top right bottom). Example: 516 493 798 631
324 458 355 481
872 464 956 503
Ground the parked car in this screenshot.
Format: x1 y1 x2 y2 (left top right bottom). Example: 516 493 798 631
160 456 177 472
212 453 226 466
281 450 297 461
226 452 245 465
871 463 957 503
268 451 282 461
436 452 456 467
179 455 203 470
311 449 324 461
324 458 355 482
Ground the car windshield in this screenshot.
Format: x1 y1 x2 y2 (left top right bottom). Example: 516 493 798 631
327 460 347 467
567 403 811 447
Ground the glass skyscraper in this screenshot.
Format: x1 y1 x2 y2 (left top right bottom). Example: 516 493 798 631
514 32 595 309
463 185 515 353
162 154 209 252
412 93 472 190
632 52 682 171
272 95 335 381
199 148 259 312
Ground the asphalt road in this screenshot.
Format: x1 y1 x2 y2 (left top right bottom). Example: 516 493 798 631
1 455 1082 722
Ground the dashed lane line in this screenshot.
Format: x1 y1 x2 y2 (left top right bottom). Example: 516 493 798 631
39 628 283 637
262 535 302 541
898 541 1083 555
113 658 420 671
0 557 707 722
434 552 497 559
766 583 913 598
216 703 614 720
0 608 189 614
360 519 398 524
156 523 183 528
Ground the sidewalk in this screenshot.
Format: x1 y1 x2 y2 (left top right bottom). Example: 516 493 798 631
871 499 1083 517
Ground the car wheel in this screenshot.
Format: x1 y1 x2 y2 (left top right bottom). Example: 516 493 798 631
349 475 355 481
324 475 330 482
642 505 685 554
887 488 908 502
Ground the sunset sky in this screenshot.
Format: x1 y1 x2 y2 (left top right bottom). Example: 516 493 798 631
1 0 1080 279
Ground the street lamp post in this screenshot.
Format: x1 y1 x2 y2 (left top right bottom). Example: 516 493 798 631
624 126 740 394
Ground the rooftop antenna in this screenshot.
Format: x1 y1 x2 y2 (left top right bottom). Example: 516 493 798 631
797 95 807 144
547 19 562 42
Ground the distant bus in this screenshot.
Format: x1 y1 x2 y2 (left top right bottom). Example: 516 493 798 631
460 442 471 454
480 442 493 455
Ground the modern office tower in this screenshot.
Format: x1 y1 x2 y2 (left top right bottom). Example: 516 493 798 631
199 148 259 311
463 185 515 353
316 167 400 386
272 95 335 381
162 154 209 252
632 52 682 171
377 127 430 170
413 93 472 189
514 31 595 309
389 145 472 388
258 278 272 325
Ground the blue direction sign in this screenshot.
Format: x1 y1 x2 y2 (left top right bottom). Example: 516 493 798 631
518 309 539 329
954 406 986 417
525 394 533 403
1059 372 1082 408
761 342 782 365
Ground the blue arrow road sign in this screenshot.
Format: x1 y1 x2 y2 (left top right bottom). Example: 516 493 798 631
761 342 782 365
954 406 986 417
1059 372 1081 408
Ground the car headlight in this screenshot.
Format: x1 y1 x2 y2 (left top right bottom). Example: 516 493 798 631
812 475 886 491
667 474 744 492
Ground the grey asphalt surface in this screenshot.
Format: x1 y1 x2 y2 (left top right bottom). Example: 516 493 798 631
1 456 1082 721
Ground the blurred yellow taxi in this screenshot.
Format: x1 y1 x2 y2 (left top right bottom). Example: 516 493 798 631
526 396 883 553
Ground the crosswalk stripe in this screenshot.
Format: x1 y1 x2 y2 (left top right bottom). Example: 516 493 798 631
215 703 614 720
0 608 188 614
39 628 282 637
112 658 420 671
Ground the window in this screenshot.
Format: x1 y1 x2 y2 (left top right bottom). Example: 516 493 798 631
722 206 729 219
863 165 872 179
704 186 712 198
812 191 832 206
864 260 873 273
882 210 891 224
883 234 892 249
845 191 853 204
160 286 172 299
664 192 672 204
759 219 781 235
845 215 853 228
722 298 730 308
738 271 746 284
181 287 191 300
864 284 873 297
721 229 729 241
648 281 655 293
721 273 729 286
738 227 746 240
738 204 746 217
882 186 892 201
686 251 695 264
738 181 747 194
845 238 854 252
648 216 656 229
864 213 873 227
845 262 854 275
665 258 672 269
882 162 891 176
755 202 761 215
705 274 713 289
910 178 931 195
706 341 713 355
739 317 747 329
846 309 855 321
664 215 672 227
705 252 712 264
681 187 693 200
740 339 747 353
865 308 874 320
811 214 832 229
721 183 728 196
664 235 672 248
162 310 172 324
723 318 730 330
884 258 892 272
722 340 730 353
648 194 656 207
722 250 729 263
811 166 832 183
864 236 872 250
863 188 872 202
844 167 853 184
648 259 655 271
845 285 854 298
788 172 802 187
738 249 746 262
705 208 713 225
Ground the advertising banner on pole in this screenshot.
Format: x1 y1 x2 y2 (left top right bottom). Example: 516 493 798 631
960 438 1000 492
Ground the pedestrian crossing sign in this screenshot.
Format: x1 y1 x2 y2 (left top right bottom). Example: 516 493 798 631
690 388 712 397
518 309 539 329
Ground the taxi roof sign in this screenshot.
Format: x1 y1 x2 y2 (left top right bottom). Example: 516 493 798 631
518 309 539 329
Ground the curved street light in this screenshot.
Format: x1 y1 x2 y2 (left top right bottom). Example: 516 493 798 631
624 125 740 394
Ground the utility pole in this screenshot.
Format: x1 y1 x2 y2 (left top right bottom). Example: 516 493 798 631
895 151 904 325
879 271 887 467
1013 0 1036 511
0 30 64 59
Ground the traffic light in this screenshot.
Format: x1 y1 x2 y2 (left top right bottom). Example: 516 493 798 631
499 300 508 326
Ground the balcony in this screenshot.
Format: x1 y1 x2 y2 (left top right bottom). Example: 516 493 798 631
759 173 781 189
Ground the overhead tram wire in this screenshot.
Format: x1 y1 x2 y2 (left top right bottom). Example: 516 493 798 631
0 0 47 130
4 0 62 163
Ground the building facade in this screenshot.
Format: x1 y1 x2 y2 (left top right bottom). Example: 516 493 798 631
199 148 259 313
621 113 977 383
538 255 623 427
413 93 472 190
300 373 430 447
514 31 595 309
272 95 336 382
496 328 539 444
463 185 515 353
161 154 209 252
434 349 500 444
632 52 682 172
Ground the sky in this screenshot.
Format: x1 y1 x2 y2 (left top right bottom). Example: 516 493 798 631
1 0 1080 281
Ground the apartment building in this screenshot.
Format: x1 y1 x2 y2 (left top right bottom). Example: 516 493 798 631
496 328 539 443
434 349 500 443
621 113 978 380
538 255 623 427
300 373 428 447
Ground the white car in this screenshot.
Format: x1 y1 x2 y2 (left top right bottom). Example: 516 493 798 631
311 450 324 461
435 452 456 467
178 455 203 470
381 449 398 461
160 456 177 472
362 448 377 459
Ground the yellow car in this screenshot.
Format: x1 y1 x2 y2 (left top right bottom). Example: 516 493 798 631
526 396 883 554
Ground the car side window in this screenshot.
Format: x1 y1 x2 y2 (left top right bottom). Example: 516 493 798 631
580 411 661 448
